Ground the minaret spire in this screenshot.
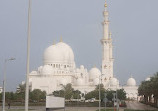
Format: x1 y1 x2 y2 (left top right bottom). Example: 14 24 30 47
60 35 63 42
53 40 55 45
103 0 109 40
104 0 107 8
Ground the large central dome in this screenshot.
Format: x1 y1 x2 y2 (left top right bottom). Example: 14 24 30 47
43 42 75 65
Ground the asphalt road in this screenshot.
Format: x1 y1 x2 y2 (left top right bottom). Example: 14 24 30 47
0 106 99 111
0 106 101 111
126 101 158 110
1 101 158 111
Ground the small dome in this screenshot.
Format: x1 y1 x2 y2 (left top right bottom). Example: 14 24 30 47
76 78 84 85
93 78 99 85
89 67 101 80
80 65 84 69
38 66 43 73
43 42 74 65
41 65 53 75
30 71 38 75
59 78 67 85
127 77 136 86
109 78 118 86
145 77 151 81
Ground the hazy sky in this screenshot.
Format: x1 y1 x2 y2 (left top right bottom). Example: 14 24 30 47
0 0 158 91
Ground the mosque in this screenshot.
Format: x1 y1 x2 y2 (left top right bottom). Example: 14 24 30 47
28 1 138 99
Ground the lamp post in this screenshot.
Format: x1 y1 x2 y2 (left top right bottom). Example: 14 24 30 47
113 93 116 111
2 57 15 111
116 80 119 111
25 0 31 111
104 93 107 111
60 84 65 111
99 74 104 111
116 87 118 111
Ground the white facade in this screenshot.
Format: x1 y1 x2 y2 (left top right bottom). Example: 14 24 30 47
0 87 2 93
28 1 138 99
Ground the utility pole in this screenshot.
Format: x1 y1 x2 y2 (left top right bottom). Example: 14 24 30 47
25 0 31 111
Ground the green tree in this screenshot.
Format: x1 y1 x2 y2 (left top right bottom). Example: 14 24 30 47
138 72 158 107
105 90 115 101
72 90 81 99
30 89 46 102
53 90 64 97
4 92 18 102
117 89 126 100
85 84 105 100
0 93 2 100
53 83 82 100
64 84 74 99
15 84 26 102
85 85 126 101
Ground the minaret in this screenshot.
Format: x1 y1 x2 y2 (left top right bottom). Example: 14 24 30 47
101 0 114 80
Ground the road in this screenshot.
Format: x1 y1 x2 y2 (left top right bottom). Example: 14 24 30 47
1 101 157 111
126 101 157 110
0 106 101 111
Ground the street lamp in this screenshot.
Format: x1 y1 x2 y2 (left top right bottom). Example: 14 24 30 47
2 57 15 111
99 74 105 111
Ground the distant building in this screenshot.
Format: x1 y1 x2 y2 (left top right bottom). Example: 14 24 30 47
20 1 138 99
16 81 25 93
0 87 3 93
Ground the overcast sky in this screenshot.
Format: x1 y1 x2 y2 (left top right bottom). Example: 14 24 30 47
0 0 158 92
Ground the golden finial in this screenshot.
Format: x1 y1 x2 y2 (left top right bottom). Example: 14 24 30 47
94 65 96 68
130 74 133 78
104 0 107 7
60 35 63 42
53 40 55 45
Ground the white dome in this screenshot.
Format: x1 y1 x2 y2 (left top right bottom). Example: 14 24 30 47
93 78 99 85
30 71 38 75
43 42 74 65
41 65 53 75
127 77 136 86
56 42 74 62
59 78 67 85
80 65 84 69
38 66 43 73
109 78 118 86
76 78 84 85
89 67 101 80
145 77 151 81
